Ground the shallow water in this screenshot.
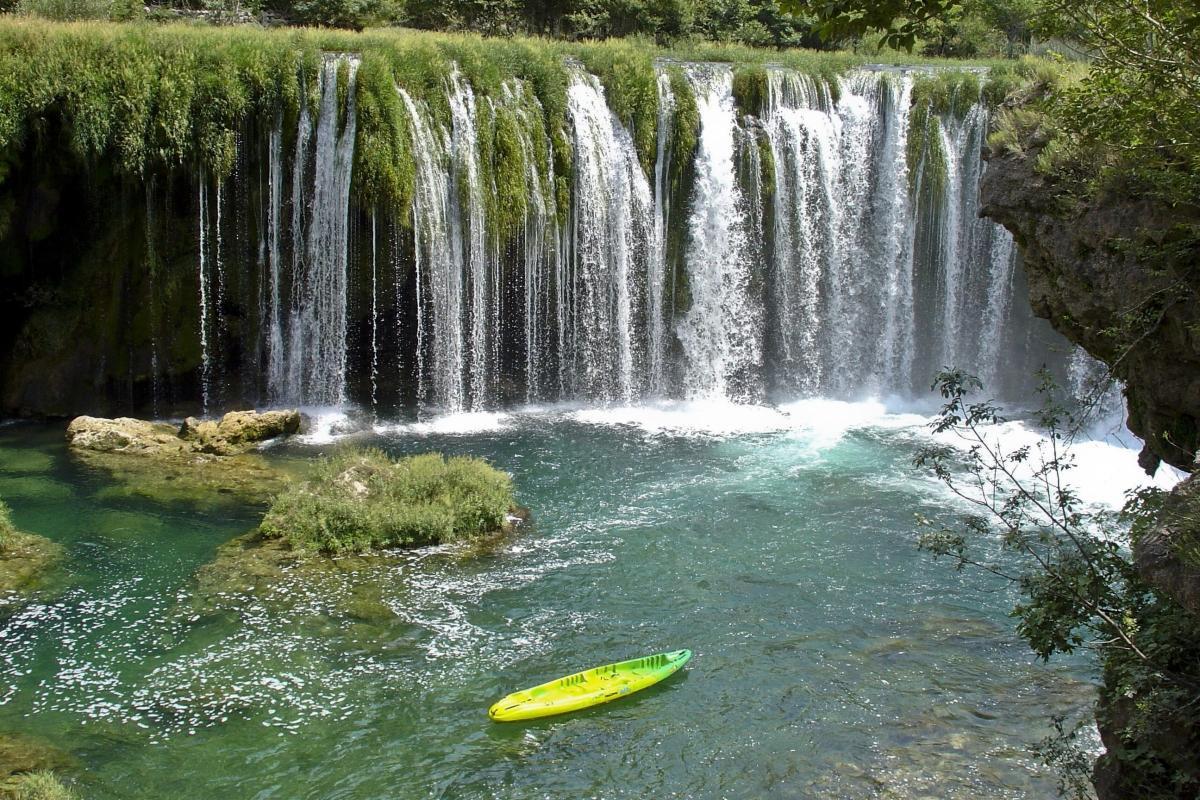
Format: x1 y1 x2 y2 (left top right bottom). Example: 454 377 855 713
0 402 1170 799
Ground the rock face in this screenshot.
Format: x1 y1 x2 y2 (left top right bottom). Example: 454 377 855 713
178 410 302 455
65 410 302 505
980 140 1200 473
982 134 1200 800
66 416 190 455
1137 470 1200 617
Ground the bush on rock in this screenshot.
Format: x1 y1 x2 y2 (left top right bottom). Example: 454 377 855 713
259 449 517 555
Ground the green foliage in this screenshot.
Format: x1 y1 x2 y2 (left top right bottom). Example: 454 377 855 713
914 369 1200 797
288 0 403 29
16 0 114 21
731 64 768 116
259 449 516 555
573 39 659 174
8 771 80 800
906 107 945 196
910 69 981 118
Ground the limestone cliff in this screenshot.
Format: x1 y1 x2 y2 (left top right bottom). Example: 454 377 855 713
980 137 1200 474
982 134 1200 799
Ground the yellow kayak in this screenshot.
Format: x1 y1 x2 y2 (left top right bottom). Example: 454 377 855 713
488 649 692 722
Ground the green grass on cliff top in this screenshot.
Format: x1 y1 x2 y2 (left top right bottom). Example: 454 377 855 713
0 19 1062 227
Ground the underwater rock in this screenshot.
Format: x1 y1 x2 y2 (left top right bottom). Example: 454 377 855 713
0 530 63 607
0 732 75 787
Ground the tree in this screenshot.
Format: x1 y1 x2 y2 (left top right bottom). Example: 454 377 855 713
914 369 1200 797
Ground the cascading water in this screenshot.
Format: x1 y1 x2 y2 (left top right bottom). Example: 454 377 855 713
676 64 761 402
188 58 1081 418
263 54 360 407
565 67 656 403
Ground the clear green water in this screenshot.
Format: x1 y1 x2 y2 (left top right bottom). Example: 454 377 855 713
0 402 1119 799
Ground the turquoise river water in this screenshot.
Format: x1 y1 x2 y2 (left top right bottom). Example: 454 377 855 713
0 399 1175 799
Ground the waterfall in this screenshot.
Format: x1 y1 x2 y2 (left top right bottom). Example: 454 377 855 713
264 116 285 403
976 231 1018 389
565 67 656 403
677 64 761 401
197 176 211 412
183 59 1079 418
400 86 463 413
268 54 360 407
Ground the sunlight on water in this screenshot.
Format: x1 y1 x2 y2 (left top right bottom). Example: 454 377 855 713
0 410 1153 798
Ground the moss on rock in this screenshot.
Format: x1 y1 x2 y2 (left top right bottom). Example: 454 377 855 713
0 501 62 606
0 733 76 800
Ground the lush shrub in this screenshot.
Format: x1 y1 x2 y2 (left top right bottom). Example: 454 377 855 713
16 0 113 20
259 449 516 554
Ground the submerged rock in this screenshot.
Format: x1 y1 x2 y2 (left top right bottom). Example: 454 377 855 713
0 502 62 607
65 411 302 506
0 732 76 794
0 530 62 608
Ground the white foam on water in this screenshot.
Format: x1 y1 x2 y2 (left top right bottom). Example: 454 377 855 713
377 411 511 437
933 418 1182 511
294 407 355 444
567 399 792 437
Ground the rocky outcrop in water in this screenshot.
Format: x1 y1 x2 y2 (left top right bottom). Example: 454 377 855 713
65 411 301 505
980 137 1200 474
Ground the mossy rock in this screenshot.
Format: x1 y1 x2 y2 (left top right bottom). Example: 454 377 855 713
66 413 303 507
0 733 76 800
1 770 80 800
0 530 63 606
78 449 293 508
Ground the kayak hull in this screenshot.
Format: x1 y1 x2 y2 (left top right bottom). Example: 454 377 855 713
488 649 692 722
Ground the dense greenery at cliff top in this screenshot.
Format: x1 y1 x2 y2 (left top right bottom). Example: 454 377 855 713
0 19 1041 215
259 449 515 555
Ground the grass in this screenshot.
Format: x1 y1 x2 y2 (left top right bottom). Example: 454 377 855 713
259 449 516 555
6 771 79 800
0 18 1075 247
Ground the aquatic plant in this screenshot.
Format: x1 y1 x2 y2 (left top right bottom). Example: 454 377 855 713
259 449 516 555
